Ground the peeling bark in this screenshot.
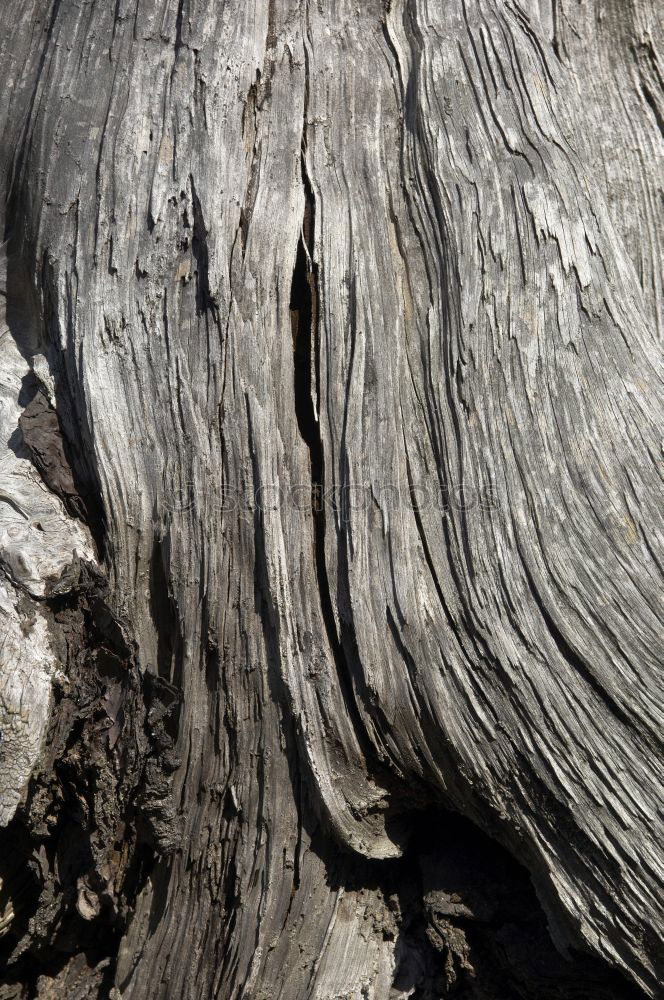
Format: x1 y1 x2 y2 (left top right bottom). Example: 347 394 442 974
0 1 662 998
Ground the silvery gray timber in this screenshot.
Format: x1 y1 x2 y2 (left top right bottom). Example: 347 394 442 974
0 1 661 998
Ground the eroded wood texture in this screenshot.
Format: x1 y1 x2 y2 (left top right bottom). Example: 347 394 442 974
0 1 661 998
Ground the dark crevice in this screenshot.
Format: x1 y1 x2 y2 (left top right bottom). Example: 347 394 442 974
389 808 647 1000
189 174 218 320
290 144 319 462
289 155 327 639
174 0 187 52
290 143 422 859
289 153 386 801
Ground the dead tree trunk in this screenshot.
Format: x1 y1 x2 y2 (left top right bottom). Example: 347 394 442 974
0 1 662 998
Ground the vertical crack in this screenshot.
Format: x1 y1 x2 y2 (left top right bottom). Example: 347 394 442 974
289 78 404 814
289 163 319 466
289 104 366 749
190 174 218 320
290 148 345 683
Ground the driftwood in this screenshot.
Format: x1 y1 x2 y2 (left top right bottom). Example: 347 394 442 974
0 1 662 998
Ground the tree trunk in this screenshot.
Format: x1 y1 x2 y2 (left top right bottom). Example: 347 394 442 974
0 1 661 998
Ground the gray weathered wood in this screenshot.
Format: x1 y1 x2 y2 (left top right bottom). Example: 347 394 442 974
0 1 661 998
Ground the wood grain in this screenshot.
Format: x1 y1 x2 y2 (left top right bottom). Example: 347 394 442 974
0 2 661 998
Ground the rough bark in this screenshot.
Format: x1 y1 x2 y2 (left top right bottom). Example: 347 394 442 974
0 1 661 998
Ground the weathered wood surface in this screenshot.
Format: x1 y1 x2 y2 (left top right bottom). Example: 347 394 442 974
0 1 662 998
